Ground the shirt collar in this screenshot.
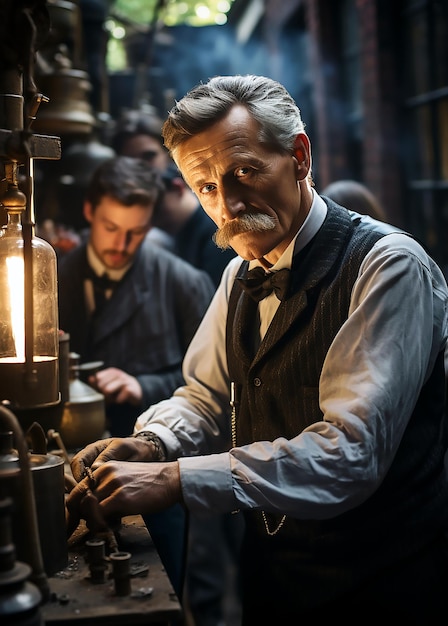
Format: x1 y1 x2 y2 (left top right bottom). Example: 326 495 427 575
250 190 327 272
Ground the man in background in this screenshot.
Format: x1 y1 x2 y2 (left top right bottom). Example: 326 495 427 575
111 107 177 251
58 155 214 595
322 178 386 221
111 107 172 171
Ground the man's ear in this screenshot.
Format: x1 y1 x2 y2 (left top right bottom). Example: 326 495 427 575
292 133 311 181
83 200 93 224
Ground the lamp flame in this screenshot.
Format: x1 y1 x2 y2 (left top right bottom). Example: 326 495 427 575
6 254 25 362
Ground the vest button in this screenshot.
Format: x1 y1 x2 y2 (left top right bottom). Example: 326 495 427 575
253 377 262 387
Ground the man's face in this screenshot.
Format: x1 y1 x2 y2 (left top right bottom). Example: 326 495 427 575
120 134 171 172
173 105 311 266
84 195 152 269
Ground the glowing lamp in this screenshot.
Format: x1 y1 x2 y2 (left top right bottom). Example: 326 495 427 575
0 164 59 409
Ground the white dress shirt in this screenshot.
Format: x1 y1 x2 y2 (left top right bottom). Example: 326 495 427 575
135 192 448 520
85 243 131 314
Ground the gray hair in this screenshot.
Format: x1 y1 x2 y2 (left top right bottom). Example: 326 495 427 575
162 75 305 155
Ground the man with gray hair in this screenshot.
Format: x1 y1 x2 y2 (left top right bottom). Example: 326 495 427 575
68 76 448 624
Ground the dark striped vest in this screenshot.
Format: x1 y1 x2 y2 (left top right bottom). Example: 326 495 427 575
226 201 448 611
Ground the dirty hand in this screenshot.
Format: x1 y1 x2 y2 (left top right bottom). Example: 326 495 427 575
66 460 183 524
89 367 142 405
70 436 159 482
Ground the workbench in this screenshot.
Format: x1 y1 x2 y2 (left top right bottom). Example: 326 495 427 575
41 515 183 625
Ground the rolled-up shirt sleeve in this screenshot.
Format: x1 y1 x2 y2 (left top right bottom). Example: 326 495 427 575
136 233 448 519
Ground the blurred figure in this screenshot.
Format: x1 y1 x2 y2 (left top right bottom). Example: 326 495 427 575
159 164 236 288
111 106 176 251
58 154 214 436
322 179 386 221
58 156 215 596
111 107 172 171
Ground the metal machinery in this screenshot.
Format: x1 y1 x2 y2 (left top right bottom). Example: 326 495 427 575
0 2 62 623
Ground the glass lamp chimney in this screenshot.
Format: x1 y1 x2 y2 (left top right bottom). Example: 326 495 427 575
0 163 59 409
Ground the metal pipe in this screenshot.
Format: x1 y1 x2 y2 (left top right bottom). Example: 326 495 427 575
0 404 50 601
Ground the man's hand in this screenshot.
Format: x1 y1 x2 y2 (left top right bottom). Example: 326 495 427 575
89 367 142 405
66 460 183 523
70 436 159 482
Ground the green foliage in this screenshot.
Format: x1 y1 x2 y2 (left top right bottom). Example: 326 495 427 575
107 0 234 70
113 0 234 28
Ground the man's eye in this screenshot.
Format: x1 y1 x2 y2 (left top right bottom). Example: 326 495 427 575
235 167 251 178
200 184 216 194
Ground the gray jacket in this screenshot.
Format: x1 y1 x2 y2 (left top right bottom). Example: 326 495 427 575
58 238 215 436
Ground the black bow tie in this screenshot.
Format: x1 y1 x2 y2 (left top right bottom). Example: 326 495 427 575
93 273 120 291
237 266 291 302
86 266 120 291
85 266 120 313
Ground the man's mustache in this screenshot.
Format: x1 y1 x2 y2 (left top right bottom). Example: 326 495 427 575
213 213 276 250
